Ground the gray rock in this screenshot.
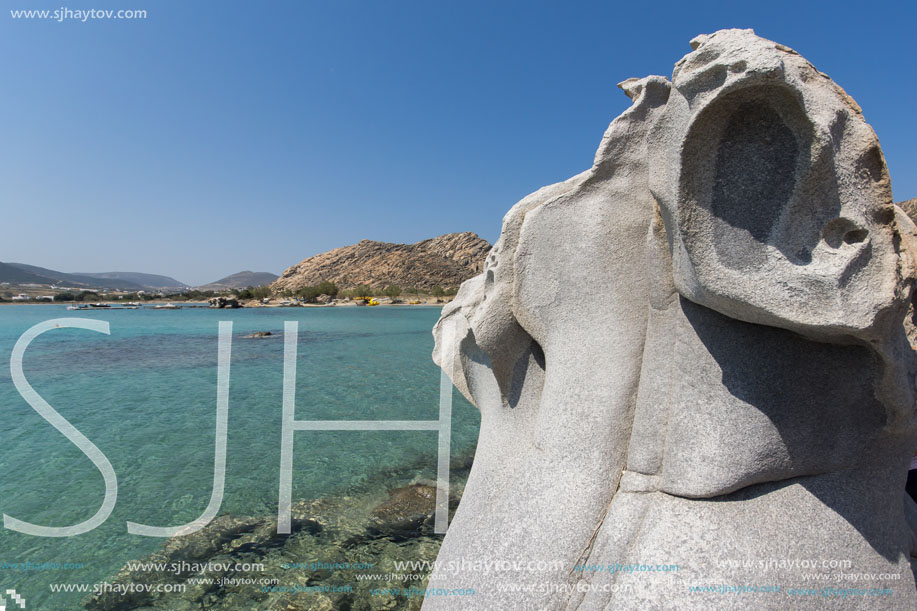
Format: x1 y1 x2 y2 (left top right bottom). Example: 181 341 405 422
429 29 917 610
208 296 240 309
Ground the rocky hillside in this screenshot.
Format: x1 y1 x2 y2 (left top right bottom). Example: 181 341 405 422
898 199 917 224
273 232 490 292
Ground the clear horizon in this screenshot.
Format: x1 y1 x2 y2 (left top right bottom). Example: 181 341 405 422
2 0 915 285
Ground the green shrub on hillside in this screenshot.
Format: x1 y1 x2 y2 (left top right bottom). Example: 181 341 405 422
238 285 273 300
294 281 339 303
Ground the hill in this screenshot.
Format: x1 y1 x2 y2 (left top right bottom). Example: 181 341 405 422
1 263 145 289
0 264 188 290
272 232 491 292
76 272 187 290
0 262 58 285
198 271 279 291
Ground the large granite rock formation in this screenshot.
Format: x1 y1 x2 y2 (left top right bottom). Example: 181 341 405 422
430 29 917 610
273 232 490 292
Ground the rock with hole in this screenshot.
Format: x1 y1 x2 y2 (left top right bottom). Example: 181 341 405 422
429 28 917 610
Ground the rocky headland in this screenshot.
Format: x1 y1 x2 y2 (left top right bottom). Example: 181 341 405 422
272 233 490 293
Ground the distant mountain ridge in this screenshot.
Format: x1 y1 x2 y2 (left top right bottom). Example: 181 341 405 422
0 262 59 285
272 232 491 292
0 263 186 290
197 271 279 290
75 271 188 290
2 263 143 289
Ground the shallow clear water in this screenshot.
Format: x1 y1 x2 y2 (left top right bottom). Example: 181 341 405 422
0 305 479 608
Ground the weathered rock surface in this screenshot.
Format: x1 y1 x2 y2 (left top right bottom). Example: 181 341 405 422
208 296 240 308
430 29 917 610
272 233 490 292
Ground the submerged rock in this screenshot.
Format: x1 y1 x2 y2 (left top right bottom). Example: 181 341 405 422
84 457 473 611
369 484 437 540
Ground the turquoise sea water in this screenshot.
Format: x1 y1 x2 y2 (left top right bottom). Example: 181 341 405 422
0 305 479 608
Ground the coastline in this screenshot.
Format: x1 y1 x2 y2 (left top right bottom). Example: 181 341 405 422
0 300 450 308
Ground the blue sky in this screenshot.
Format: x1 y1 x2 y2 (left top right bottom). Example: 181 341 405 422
1 0 914 285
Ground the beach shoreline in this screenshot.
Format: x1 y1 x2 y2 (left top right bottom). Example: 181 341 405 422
0 300 449 308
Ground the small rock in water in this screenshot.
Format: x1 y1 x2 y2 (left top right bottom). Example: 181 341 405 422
369 484 436 539
243 331 273 338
